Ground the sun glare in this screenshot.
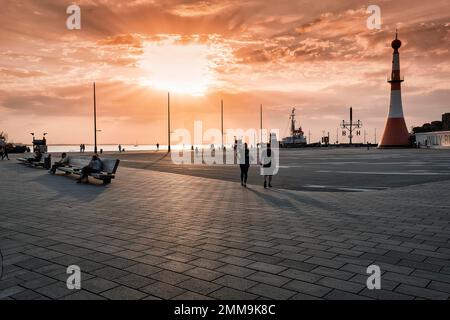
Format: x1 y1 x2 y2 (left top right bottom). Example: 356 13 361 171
138 39 216 96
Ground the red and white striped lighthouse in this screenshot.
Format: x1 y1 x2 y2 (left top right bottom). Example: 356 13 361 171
378 30 411 148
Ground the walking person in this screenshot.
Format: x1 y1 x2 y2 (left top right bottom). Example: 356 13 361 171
118 144 122 153
77 154 103 184
156 143 160 151
80 144 83 153
262 143 273 189
238 143 250 187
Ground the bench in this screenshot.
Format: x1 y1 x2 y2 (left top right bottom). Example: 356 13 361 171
56 157 120 185
17 154 51 169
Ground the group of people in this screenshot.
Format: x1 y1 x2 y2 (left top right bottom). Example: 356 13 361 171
79 144 86 153
49 152 103 183
238 143 274 189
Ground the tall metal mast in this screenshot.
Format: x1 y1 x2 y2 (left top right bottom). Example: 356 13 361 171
168 92 171 152
93 82 97 154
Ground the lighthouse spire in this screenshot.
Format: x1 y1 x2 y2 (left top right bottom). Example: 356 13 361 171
378 30 410 148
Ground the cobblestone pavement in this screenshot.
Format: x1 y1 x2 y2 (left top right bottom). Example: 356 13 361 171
1 157 450 300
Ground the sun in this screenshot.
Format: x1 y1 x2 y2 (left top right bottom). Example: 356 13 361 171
138 38 216 96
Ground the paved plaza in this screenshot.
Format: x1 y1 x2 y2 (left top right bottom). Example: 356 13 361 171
1 149 450 300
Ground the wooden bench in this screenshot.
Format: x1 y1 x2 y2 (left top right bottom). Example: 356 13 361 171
56 157 120 185
17 154 51 169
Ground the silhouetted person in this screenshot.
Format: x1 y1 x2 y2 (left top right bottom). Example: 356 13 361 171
118 145 122 153
239 143 250 187
49 152 69 174
1 142 9 160
77 155 103 183
262 144 273 189
156 143 160 151
27 149 42 164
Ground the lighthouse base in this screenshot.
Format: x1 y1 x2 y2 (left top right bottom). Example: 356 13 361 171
378 117 411 149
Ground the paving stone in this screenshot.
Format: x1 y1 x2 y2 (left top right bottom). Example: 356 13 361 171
103 257 137 269
427 281 450 294
209 287 258 300
90 266 130 280
63 290 107 300
360 288 414 300
36 282 73 299
396 284 449 300
141 281 186 299
216 264 256 278
325 289 373 300
178 278 222 295
150 270 191 285
289 293 323 300
219 256 254 267
247 271 291 287
305 257 345 269
190 258 225 270
248 284 296 300
247 262 287 274
383 272 430 287
10 289 48 300
101 286 147 300
316 277 366 294
214 275 258 291
115 273 155 289
172 291 214 300
311 266 354 280
184 267 224 281
125 263 162 277
283 280 331 297
279 268 323 283
82 277 119 293
21 276 58 290
158 260 195 273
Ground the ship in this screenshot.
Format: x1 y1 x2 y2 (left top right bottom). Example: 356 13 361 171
281 108 307 148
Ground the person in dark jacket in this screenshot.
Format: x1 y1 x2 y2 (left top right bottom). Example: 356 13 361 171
27 149 42 164
49 153 69 174
262 144 273 189
77 155 103 183
238 143 250 187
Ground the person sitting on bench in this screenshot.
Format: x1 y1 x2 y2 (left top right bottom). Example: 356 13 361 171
49 152 69 174
77 154 103 183
27 149 42 164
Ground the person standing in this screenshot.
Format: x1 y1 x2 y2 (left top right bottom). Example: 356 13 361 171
156 143 160 151
118 144 122 153
238 143 250 187
262 143 273 189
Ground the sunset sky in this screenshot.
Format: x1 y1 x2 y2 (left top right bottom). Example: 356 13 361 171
1 0 449 145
